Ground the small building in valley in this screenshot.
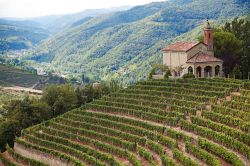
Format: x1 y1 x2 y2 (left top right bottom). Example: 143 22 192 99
162 20 223 78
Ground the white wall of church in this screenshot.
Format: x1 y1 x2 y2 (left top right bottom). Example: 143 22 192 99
163 51 187 68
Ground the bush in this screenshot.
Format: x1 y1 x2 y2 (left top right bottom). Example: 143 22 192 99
164 69 172 79
183 73 195 79
149 64 171 79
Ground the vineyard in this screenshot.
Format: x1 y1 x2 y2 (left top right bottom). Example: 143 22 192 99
0 78 249 166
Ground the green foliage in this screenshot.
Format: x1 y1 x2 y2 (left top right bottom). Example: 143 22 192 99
198 138 244 166
0 83 116 152
182 73 195 79
42 84 77 116
181 119 250 159
233 64 241 79
2 78 249 165
0 120 20 152
149 64 171 79
213 31 243 75
185 142 221 166
173 148 200 166
205 17 250 78
25 0 250 85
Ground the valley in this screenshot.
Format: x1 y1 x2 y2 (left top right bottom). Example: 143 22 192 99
22 0 250 84
0 0 249 165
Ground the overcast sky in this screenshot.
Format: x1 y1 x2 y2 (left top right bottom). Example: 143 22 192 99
0 0 164 18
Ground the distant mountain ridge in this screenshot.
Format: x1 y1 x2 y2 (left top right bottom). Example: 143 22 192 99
0 6 131 51
0 19 50 51
26 0 249 85
28 6 132 33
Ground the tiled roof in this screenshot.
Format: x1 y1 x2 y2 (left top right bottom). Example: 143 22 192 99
162 41 200 52
187 52 223 63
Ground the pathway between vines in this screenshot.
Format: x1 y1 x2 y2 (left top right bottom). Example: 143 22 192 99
86 109 248 165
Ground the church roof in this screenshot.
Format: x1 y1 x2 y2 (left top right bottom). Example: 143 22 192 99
186 52 223 63
162 41 201 52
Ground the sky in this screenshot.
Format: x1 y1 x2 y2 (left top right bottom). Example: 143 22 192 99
0 0 163 18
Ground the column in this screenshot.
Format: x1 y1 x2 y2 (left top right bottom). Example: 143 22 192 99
194 67 197 78
201 67 204 78
211 65 214 77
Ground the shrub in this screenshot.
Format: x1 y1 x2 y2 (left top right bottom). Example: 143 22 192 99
182 73 195 79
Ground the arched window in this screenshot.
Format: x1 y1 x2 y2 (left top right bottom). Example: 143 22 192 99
188 66 193 74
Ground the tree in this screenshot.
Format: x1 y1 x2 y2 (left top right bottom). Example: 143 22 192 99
223 17 250 78
0 120 20 151
214 31 243 75
42 84 77 116
75 87 87 106
0 83 117 152
233 64 241 79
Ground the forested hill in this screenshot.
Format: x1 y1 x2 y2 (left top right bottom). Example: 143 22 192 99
28 0 250 84
29 6 132 33
0 19 50 51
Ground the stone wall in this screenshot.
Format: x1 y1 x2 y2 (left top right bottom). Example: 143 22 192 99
14 143 71 166
152 74 164 79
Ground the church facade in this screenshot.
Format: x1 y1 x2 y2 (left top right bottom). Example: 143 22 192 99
162 20 223 78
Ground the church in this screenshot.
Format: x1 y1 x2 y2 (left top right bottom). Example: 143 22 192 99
162 20 223 78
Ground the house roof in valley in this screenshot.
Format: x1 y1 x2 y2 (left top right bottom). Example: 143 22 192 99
162 41 203 52
186 52 223 63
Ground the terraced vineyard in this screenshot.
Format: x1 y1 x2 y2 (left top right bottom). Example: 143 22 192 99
1 78 250 166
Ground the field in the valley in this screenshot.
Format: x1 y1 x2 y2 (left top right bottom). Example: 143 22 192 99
0 78 250 166
0 64 46 88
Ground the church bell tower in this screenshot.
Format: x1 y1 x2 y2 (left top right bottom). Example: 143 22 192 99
204 19 214 55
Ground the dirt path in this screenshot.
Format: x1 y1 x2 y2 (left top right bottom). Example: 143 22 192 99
2 86 42 95
86 110 248 166
43 127 132 166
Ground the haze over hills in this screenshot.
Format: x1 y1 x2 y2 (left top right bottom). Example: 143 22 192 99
0 19 50 51
25 0 250 84
0 6 131 52
28 6 132 33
